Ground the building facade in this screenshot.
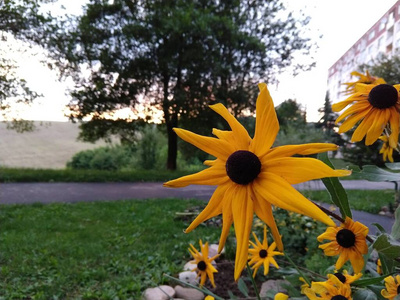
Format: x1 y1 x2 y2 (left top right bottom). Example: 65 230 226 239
327 1 400 102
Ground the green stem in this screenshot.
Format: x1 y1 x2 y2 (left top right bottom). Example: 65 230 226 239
246 263 261 300
283 251 311 286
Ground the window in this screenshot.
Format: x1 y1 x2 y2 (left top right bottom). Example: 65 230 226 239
369 31 375 40
379 19 386 31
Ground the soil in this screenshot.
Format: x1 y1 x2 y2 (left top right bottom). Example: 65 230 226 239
203 259 262 299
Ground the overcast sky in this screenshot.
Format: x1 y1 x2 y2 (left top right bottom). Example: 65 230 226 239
8 0 400 122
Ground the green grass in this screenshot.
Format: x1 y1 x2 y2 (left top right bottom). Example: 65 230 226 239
302 189 396 214
0 199 221 299
0 167 194 182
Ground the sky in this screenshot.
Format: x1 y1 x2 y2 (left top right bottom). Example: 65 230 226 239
5 0 400 122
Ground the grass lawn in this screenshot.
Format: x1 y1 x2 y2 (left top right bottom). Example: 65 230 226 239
0 199 222 299
302 189 396 214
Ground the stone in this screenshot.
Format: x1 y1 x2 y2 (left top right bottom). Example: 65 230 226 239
142 285 175 300
179 270 199 285
259 280 289 298
174 285 204 300
209 244 224 257
184 261 196 271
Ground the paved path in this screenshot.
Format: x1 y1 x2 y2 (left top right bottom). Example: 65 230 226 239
0 180 396 235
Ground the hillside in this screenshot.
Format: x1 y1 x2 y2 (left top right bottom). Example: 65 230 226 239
0 121 108 169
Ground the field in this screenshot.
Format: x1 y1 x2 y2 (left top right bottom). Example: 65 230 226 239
0 122 107 169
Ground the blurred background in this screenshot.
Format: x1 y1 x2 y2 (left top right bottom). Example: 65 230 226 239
1 0 399 171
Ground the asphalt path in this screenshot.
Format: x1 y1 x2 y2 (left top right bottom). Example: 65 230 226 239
0 180 397 235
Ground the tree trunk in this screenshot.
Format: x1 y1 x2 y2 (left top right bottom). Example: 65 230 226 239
162 74 178 170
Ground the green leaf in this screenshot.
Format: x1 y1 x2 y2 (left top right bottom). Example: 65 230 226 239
317 153 352 219
373 234 400 259
237 278 249 297
352 274 388 287
391 206 400 240
352 288 378 300
372 223 387 234
349 165 400 182
385 162 400 171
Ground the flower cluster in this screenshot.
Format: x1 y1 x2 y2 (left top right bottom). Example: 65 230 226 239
333 71 400 161
166 80 399 299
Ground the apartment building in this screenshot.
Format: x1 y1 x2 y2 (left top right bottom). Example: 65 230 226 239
327 1 400 102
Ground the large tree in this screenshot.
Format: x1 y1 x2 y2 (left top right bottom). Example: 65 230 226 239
46 0 314 169
0 0 53 130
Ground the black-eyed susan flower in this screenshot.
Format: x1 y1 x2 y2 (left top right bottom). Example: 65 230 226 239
300 277 310 294
188 240 219 287
381 275 400 300
326 270 362 286
274 293 289 300
332 82 400 147
377 258 382 275
379 135 396 163
343 70 385 94
248 225 283 277
304 275 352 300
165 83 351 280
318 217 368 273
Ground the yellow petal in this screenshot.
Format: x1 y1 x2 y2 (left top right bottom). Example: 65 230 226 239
252 194 283 251
254 173 335 226
338 107 371 133
264 157 351 184
388 107 400 148
164 162 228 188
185 184 229 233
232 185 254 280
174 128 234 160
264 143 338 160
365 109 389 145
250 83 279 156
336 100 371 123
218 186 234 253
351 110 375 143
209 103 251 149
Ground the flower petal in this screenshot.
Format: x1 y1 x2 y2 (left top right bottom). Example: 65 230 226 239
250 83 279 156
218 186 234 253
164 162 228 187
264 143 338 160
185 183 229 233
264 157 351 184
174 128 234 160
365 109 389 145
232 185 254 280
254 173 335 226
209 103 251 149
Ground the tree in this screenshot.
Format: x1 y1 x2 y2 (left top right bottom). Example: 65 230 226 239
359 52 400 85
0 0 53 130
275 99 306 131
45 0 314 169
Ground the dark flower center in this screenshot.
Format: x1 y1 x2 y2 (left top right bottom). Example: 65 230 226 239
197 261 207 271
331 296 347 300
397 284 400 294
334 272 347 283
226 150 261 185
368 84 398 109
336 229 356 248
259 249 268 258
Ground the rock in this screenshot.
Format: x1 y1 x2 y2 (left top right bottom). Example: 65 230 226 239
209 244 224 257
184 261 196 271
174 285 204 300
142 285 175 300
179 270 199 285
259 280 289 298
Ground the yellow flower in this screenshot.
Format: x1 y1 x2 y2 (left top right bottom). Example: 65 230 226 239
165 83 351 279
381 275 400 300
304 276 352 300
332 82 400 147
248 225 283 277
188 240 219 287
205 296 215 300
343 70 386 94
377 258 382 275
318 217 369 273
300 277 310 294
379 135 396 163
274 293 289 300
326 270 362 286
